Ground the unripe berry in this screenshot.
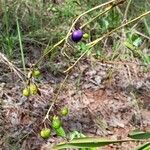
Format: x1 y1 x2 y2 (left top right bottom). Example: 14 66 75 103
40 128 51 139
52 116 61 129
55 126 66 138
23 87 30 97
32 69 41 78
83 33 89 39
61 107 69 116
29 84 38 95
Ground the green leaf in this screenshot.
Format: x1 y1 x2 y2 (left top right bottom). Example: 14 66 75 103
70 131 86 140
52 137 135 150
142 55 150 65
76 42 90 56
136 142 150 150
79 43 89 52
55 126 66 138
144 18 150 35
133 37 142 47
128 131 150 139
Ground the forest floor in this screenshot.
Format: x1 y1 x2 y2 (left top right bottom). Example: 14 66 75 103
0 53 150 150
0 0 150 149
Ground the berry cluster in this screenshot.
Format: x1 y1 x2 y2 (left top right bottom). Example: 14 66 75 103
71 29 89 42
22 69 41 97
40 107 69 139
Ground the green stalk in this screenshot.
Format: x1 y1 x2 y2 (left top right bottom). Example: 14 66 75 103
16 18 26 75
3 0 9 36
144 18 150 35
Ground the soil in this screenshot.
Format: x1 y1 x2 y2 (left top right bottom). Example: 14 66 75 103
0 58 150 150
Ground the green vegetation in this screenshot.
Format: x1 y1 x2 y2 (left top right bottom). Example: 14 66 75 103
0 0 150 149
0 0 149 65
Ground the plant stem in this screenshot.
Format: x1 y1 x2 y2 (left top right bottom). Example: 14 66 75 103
123 0 132 21
64 11 150 73
43 74 69 122
88 11 150 47
34 38 65 67
81 5 113 28
65 0 122 42
34 0 126 67
16 18 26 75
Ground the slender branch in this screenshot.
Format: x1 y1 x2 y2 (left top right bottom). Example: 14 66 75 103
34 0 126 67
81 5 113 28
64 11 150 73
123 0 132 21
65 0 121 42
0 52 26 84
88 11 150 47
133 29 150 40
34 38 65 66
64 48 90 73
144 18 150 35
43 74 69 122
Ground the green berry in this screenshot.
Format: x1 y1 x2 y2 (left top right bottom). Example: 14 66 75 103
23 88 30 97
29 83 38 95
61 107 69 116
40 128 51 139
32 69 41 78
52 116 61 129
83 33 89 39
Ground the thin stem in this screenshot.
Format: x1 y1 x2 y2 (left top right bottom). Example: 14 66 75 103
34 0 125 67
144 18 150 35
88 11 150 47
133 29 150 40
81 5 113 28
64 11 150 73
64 48 90 73
34 38 65 66
16 18 26 75
0 52 26 84
123 0 132 21
65 0 118 42
43 74 69 122
3 0 9 36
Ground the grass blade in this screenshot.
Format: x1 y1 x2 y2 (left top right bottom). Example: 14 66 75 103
16 18 26 75
128 131 150 139
52 137 135 149
136 142 150 150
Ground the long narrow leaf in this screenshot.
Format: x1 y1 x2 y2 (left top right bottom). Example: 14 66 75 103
16 18 26 75
52 137 135 150
128 132 150 139
136 142 150 150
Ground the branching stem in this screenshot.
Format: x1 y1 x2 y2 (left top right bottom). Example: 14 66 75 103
64 11 150 73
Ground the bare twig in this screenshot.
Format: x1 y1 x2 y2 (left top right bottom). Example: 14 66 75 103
81 5 113 28
88 11 150 47
64 11 150 73
0 52 26 84
133 29 150 40
34 0 126 67
123 0 132 21
43 74 69 122
34 38 65 66
65 0 118 42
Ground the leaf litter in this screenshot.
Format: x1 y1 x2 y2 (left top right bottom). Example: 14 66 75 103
0 60 150 150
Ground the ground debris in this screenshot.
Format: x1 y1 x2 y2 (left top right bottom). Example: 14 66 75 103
0 60 149 150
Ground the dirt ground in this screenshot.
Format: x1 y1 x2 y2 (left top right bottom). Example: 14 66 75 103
0 58 150 150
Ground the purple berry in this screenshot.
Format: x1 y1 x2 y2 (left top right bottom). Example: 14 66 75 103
71 29 83 42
